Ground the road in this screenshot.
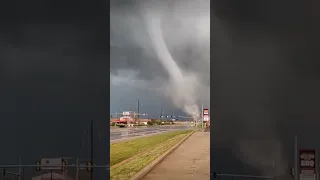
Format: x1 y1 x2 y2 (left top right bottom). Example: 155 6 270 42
110 125 192 142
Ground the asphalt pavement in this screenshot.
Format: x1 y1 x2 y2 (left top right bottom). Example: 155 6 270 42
110 125 192 142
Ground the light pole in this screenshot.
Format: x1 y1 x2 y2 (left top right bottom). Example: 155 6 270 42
18 155 21 180
75 158 91 180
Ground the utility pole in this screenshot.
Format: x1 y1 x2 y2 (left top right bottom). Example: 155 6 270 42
90 120 94 180
294 135 299 180
137 99 140 124
76 157 79 180
18 156 22 180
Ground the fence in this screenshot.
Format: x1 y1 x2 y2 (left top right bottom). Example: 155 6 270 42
0 164 109 180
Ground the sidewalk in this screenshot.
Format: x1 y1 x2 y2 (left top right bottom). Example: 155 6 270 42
141 132 210 180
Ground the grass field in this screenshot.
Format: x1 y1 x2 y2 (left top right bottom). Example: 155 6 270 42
110 129 192 166
110 130 193 180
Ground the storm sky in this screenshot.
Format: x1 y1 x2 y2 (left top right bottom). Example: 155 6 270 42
211 0 320 178
110 0 210 117
2 0 320 178
0 0 109 179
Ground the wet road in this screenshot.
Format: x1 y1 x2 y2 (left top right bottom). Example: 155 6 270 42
110 125 192 142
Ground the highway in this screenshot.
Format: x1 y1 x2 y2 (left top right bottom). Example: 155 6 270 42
110 125 192 142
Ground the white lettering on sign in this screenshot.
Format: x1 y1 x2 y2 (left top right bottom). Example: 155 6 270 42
301 160 315 167
301 154 315 160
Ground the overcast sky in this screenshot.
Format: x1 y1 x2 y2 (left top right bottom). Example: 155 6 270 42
0 1 109 178
110 0 210 118
2 0 320 178
211 0 320 177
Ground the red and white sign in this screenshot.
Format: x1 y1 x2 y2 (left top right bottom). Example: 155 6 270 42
300 149 316 180
119 116 133 122
203 109 209 115
203 108 209 122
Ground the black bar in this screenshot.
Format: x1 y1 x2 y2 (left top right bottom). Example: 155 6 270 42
90 119 94 180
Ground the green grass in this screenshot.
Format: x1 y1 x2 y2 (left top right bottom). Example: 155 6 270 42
110 132 191 180
110 130 193 166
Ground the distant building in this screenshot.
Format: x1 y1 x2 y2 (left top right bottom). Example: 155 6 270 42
137 119 151 125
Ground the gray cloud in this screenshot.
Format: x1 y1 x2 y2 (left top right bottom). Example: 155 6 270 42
110 0 210 115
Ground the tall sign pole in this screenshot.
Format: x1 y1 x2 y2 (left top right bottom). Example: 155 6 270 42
201 104 204 129
203 108 209 129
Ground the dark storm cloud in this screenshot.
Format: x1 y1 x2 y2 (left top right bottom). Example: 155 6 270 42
110 0 209 82
110 0 210 117
0 1 109 179
211 0 320 177
110 2 169 80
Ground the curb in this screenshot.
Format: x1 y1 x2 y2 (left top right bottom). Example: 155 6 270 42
130 131 195 180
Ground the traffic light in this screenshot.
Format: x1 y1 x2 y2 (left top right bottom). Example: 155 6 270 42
213 172 217 178
36 161 41 171
87 161 92 172
61 159 67 171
